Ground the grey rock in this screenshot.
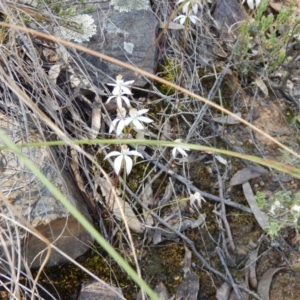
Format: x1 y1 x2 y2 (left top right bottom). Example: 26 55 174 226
80 0 157 86
78 280 124 300
0 112 93 270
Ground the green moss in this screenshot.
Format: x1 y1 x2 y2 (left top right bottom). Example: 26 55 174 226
156 58 181 96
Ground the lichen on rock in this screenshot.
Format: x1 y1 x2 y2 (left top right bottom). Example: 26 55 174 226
111 0 149 12
60 14 97 43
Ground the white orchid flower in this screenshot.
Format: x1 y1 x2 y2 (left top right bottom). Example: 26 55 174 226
108 74 134 96
106 93 131 109
172 139 190 159
125 108 153 131
190 192 206 208
109 107 127 136
105 145 143 175
246 0 261 10
174 10 200 25
176 0 202 15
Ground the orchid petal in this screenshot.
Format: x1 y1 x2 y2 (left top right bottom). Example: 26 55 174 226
105 151 121 159
109 118 120 133
172 148 177 159
136 116 153 123
124 117 133 126
177 147 189 157
120 95 131 107
115 95 123 108
123 80 134 86
124 155 133 174
136 109 149 116
112 86 122 95
132 119 144 130
189 15 199 24
106 96 115 104
116 119 126 136
128 150 143 158
174 15 186 24
192 4 198 15
120 86 132 95
114 155 123 174
182 2 190 14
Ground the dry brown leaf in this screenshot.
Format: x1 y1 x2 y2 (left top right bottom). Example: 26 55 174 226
96 176 144 233
230 166 265 186
159 180 173 206
215 154 227 165
252 75 268 96
161 119 172 140
229 281 249 300
42 48 58 62
112 200 145 233
242 182 269 230
48 62 65 83
141 178 155 226
257 267 285 300
216 282 231 300
180 214 206 230
154 282 169 300
70 74 90 88
248 248 259 289
212 112 242 125
175 246 199 300
269 1 283 12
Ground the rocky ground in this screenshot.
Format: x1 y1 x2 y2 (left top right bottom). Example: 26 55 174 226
1 0 300 299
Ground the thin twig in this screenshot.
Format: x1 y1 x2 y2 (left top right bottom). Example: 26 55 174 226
217 174 235 250
217 247 245 300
